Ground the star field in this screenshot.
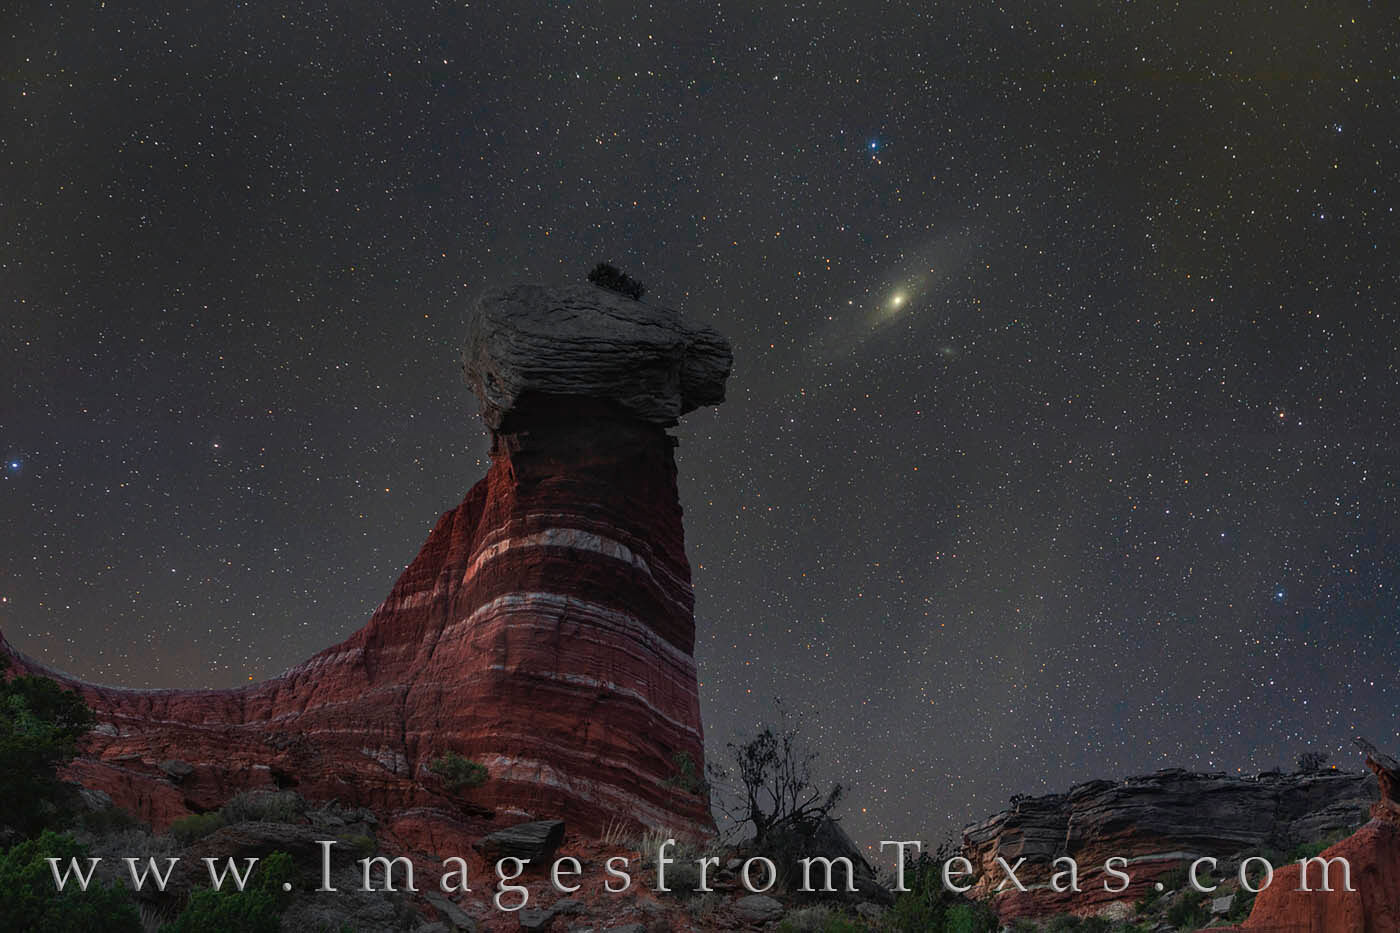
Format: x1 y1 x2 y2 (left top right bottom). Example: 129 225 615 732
3 2 1398 850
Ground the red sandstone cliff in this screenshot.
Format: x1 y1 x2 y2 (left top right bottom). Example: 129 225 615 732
0 282 732 847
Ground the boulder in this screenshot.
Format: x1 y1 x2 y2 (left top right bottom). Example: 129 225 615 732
474 820 566 863
733 893 785 923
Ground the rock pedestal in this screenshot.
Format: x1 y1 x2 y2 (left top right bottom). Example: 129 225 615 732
0 281 732 842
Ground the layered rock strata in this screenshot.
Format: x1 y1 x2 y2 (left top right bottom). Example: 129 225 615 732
1215 739 1400 933
961 767 1379 921
0 281 732 842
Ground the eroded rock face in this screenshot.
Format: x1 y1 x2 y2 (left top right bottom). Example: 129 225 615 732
462 283 731 430
961 768 1379 922
1212 740 1400 933
1213 819 1400 933
0 283 732 846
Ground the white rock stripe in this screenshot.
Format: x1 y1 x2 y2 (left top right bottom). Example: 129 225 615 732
444 591 697 670
473 514 693 598
483 664 700 738
475 753 710 834
372 525 692 619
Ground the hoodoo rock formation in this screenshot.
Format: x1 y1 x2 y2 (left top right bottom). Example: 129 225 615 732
0 281 732 844
961 766 1380 923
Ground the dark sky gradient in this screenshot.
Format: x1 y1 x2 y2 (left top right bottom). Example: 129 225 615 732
3 3 1397 848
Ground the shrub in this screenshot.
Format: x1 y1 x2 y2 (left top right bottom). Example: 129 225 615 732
1296 751 1330 772
157 850 295 933
586 262 646 299
1136 861 1191 913
775 905 869 932
1165 890 1210 930
429 752 489 792
0 656 98 836
1288 827 1353 862
77 806 144 835
656 857 705 899
220 790 305 824
885 843 997 933
168 811 225 844
686 890 723 924
1228 885 1256 921
0 830 141 932
709 698 842 844
663 751 708 796
945 902 999 933
340 833 376 858
1041 916 1111 933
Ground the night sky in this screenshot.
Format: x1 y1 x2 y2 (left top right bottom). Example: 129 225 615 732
4 3 1397 850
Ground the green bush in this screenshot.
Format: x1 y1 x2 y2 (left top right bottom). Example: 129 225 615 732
775 905 870 931
945 902 999 933
1228 885 1256 921
662 751 708 796
1288 827 1353 862
1165 890 1210 930
885 846 997 933
0 656 98 836
157 850 295 933
168 811 226 844
429 752 489 792
0 830 141 932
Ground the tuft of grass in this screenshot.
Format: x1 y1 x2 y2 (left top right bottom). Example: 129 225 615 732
600 817 632 848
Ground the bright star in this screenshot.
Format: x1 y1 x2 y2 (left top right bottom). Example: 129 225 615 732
7 461 18 471
869 140 878 149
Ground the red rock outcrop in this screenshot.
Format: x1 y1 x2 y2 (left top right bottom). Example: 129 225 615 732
960 767 1379 923
0 282 732 844
1214 739 1400 933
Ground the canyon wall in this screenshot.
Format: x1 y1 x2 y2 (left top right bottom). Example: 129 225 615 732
961 766 1379 922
